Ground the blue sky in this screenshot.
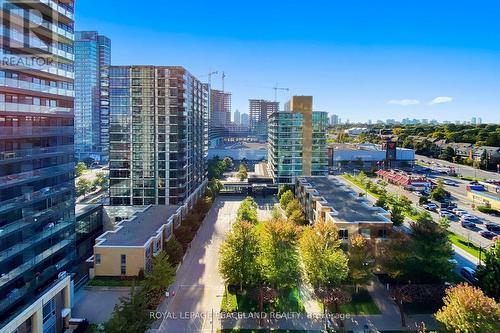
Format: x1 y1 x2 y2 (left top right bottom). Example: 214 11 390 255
75 0 500 123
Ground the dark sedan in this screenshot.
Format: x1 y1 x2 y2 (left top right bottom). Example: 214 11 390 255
479 230 497 240
485 223 500 232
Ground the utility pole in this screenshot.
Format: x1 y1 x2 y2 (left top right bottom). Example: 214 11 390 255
272 83 289 102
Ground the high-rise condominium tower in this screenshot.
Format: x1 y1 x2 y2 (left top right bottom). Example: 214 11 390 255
268 96 328 184
210 89 231 128
0 1 75 331
234 108 241 125
74 31 111 164
249 99 279 141
109 66 208 206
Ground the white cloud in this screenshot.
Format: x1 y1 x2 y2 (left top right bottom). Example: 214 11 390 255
387 99 420 106
429 96 453 105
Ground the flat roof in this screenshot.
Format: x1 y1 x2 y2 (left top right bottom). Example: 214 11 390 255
298 176 390 223
75 204 102 217
97 205 180 246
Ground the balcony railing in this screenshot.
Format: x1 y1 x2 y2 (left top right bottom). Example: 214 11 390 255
0 102 72 114
0 162 74 189
0 77 74 97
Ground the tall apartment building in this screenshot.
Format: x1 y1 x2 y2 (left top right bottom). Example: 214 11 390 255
109 66 208 206
0 1 75 331
268 96 328 184
330 113 339 126
74 31 111 164
233 108 241 125
210 89 231 127
241 112 249 127
249 99 279 141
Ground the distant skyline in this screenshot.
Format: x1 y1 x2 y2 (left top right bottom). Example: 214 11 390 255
75 0 500 123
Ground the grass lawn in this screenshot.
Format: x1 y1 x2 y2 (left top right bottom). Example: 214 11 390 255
338 288 381 315
220 285 305 313
448 233 481 258
87 278 138 287
342 174 381 199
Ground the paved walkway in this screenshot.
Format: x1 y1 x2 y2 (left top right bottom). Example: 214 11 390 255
151 196 277 333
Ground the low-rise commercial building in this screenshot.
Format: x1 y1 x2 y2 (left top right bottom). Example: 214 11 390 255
92 205 183 277
331 144 415 172
295 177 392 244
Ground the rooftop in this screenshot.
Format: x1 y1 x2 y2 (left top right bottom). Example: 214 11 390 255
96 205 180 247
298 176 390 223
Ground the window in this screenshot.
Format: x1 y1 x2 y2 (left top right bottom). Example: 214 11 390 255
95 254 101 265
339 229 348 240
120 254 126 275
360 228 371 239
378 229 388 239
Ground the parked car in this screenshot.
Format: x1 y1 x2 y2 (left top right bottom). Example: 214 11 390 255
461 214 478 222
443 179 458 186
461 220 475 229
452 208 468 216
439 211 454 219
423 203 437 211
479 231 497 240
460 267 477 285
485 222 500 232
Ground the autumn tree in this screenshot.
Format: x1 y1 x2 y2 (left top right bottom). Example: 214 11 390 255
218 221 260 291
476 241 500 300
435 284 500 333
348 234 374 292
258 219 301 289
285 198 302 217
237 163 248 180
299 221 348 289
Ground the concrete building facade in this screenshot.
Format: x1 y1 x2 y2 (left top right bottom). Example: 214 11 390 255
0 1 76 331
210 89 231 128
108 66 208 206
295 177 392 244
249 99 279 141
74 31 111 164
268 96 328 184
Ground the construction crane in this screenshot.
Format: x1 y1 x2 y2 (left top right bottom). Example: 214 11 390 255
198 70 218 86
221 71 226 92
273 83 289 102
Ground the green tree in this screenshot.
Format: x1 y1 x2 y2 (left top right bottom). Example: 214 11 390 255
207 178 223 198
279 190 294 209
348 234 374 292
104 287 153 333
379 232 412 281
237 163 248 181
218 221 260 291
408 212 454 283
94 171 108 189
258 219 301 289
164 236 184 266
390 204 405 226
223 156 233 169
398 195 413 214
271 206 282 221
375 192 390 210
285 198 302 218
236 197 258 224
278 184 292 200
299 221 348 289
431 179 448 202
76 177 92 197
476 242 500 301
75 161 87 177
143 251 176 292
438 216 451 230
435 284 500 333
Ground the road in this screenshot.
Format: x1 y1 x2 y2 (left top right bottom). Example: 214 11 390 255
382 181 495 248
336 176 482 271
416 154 500 180
153 195 276 333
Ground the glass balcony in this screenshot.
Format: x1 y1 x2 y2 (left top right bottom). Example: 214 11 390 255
0 220 73 264
0 77 74 97
0 145 74 162
0 162 74 189
0 239 73 288
0 102 72 114
0 126 73 139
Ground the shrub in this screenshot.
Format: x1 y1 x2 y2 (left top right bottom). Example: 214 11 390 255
477 206 500 215
164 236 184 265
174 225 194 247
